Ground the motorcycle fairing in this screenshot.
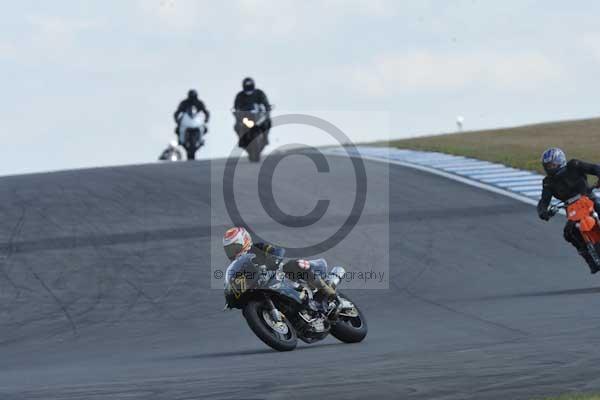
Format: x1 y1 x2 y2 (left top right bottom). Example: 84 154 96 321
567 196 595 224
566 196 600 243
262 276 305 305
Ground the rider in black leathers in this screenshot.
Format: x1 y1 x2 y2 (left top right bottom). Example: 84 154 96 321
222 227 336 300
537 147 600 273
252 242 336 301
173 89 210 144
233 77 272 145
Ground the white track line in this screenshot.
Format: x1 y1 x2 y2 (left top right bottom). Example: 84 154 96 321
468 171 532 180
483 177 541 185
493 178 543 186
507 185 544 191
444 165 507 173
325 147 543 207
356 156 539 206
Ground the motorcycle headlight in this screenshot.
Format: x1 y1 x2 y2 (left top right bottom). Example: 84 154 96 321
242 117 255 128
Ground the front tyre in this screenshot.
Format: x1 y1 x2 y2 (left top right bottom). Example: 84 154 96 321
186 147 196 160
247 131 263 162
242 300 297 351
185 130 199 160
330 292 368 343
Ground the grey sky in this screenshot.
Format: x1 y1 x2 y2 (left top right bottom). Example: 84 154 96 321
2 1 600 176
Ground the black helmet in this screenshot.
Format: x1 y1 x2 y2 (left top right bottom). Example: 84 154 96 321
541 147 567 175
242 77 255 93
187 89 197 99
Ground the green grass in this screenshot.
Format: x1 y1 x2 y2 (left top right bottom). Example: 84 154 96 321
381 117 600 175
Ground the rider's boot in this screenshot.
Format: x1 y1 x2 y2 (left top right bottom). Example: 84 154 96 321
312 276 337 303
578 249 600 274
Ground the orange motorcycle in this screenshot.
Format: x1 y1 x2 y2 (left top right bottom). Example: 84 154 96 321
549 194 600 266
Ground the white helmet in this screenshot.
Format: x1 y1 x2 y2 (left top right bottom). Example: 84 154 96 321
169 140 179 148
223 227 253 261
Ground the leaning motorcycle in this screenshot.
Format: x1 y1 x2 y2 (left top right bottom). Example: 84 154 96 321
549 193 600 266
232 106 269 162
177 110 207 160
224 256 368 351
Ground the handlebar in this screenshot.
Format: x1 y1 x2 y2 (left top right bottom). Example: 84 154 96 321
547 202 565 217
231 105 272 114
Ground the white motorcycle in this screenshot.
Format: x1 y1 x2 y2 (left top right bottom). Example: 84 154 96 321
158 140 185 162
177 110 208 160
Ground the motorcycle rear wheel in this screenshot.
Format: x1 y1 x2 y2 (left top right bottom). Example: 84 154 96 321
330 292 368 343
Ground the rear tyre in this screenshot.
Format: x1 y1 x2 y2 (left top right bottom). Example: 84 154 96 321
243 300 297 351
330 292 368 343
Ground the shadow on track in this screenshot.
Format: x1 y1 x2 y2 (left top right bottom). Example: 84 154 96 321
162 342 346 361
0 204 530 256
513 286 600 298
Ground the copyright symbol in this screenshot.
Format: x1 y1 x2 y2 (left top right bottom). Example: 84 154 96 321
222 113 367 258
213 270 223 279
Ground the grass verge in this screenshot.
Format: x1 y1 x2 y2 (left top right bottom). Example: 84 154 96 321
382 117 600 174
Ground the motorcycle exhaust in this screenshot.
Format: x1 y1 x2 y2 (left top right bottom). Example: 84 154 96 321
326 266 346 289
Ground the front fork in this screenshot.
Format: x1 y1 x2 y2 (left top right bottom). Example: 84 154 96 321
263 296 283 323
577 210 600 266
581 225 600 266
584 240 600 266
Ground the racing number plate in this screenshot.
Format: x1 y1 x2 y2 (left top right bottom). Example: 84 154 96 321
231 275 247 299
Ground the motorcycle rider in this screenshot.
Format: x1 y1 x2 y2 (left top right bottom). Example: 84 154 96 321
222 227 336 301
173 89 210 145
537 147 600 273
233 77 272 145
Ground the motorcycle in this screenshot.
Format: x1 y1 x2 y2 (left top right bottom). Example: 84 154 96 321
232 105 270 162
224 255 368 351
177 110 207 161
158 140 185 162
549 193 600 266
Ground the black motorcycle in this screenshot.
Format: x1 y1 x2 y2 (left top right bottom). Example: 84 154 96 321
232 106 269 162
224 255 368 351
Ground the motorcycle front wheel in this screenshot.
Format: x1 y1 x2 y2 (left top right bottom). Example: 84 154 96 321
242 300 297 351
185 130 199 160
246 132 263 162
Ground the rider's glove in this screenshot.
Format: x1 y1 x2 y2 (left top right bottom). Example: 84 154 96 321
539 209 552 221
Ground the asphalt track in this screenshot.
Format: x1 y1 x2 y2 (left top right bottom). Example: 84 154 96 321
1 153 600 400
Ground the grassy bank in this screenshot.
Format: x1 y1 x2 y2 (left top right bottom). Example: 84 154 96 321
384 117 600 174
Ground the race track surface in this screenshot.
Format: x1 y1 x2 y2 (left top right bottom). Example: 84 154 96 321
1 154 599 400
